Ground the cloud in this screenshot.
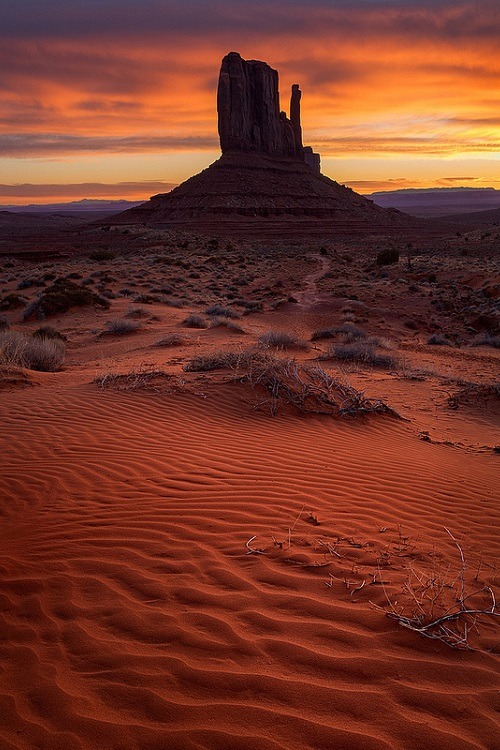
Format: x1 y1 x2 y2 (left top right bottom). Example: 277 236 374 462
0 181 176 199
0 0 498 180
0 134 218 157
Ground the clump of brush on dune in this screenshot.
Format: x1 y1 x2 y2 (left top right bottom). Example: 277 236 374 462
185 349 399 418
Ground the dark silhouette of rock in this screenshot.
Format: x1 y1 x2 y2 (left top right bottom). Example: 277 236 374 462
217 51 318 169
109 52 419 237
290 84 303 158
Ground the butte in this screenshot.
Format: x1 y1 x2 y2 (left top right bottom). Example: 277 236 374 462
110 52 413 238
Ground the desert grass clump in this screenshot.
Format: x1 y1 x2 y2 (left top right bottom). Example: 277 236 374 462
259 330 310 350
209 318 246 333
153 333 187 347
238 300 264 313
184 351 241 372
0 293 26 311
22 278 109 320
182 313 208 329
447 382 500 409
93 368 174 392
0 330 65 371
311 323 364 342
232 351 396 417
471 334 500 349
102 319 141 335
125 306 149 319
427 334 453 346
376 248 399 266
322 341 399 369
32 326 67 342
205 304 240 319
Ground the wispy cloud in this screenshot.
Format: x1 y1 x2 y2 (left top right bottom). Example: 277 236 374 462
0 134 218 157
1 1 498 196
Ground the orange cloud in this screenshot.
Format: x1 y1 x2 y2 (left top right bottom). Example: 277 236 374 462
1 1 499 200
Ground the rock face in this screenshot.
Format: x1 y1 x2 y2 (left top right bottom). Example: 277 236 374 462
217 51 318 170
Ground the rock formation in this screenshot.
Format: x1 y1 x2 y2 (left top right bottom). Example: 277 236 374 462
108 52 416 237
217 51 319 170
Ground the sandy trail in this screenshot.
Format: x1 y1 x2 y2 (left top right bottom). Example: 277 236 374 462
294 254 331 307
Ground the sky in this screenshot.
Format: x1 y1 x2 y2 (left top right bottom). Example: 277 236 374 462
1 0 499 204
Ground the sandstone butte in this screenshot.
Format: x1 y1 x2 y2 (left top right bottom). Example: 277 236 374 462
109 52 416 236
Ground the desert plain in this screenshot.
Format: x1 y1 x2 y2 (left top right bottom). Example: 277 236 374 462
0 216 499 750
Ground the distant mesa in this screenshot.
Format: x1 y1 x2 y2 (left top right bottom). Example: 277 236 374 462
110 52 414 236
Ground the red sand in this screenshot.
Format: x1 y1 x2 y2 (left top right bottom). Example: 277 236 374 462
1 374 499 750
1 241 499 749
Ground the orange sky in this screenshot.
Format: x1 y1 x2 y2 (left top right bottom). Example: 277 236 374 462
1 1 499 204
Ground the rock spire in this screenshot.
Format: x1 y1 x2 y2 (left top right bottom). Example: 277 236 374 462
217 51 320 171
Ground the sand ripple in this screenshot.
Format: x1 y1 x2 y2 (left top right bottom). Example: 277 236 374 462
1 384 499 749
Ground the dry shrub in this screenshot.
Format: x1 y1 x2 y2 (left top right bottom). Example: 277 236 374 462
184 351 241 372
322 341 399 369
209 318 246 333
252 521 499 651
0 330 65 371
101 319 141 335
32 326 67 342
182 313 208 329
205 304 240 319
153 333 187 347
93 368 177 392
22 278 109 320
259 330 310 350
232 351 397 417
0 293 26 311
311 323 364 342
448 382 500 409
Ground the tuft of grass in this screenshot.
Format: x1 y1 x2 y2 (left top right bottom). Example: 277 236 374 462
209 318 246 333
22 278 109 320
311 323 364 342
0 330 65 371
125 306 149 319
102 319 141 335
184 351 241 372
471 334 500 349
259 330 310 350
321 341 399 369
376 248 399 266
32 326 67 342
205 304 240 319
427 334 453 346
153 333 187 347
182 313 208 329
93 368 175 391
0 293 26 311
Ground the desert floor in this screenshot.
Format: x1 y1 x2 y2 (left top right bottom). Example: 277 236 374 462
1 229 499 749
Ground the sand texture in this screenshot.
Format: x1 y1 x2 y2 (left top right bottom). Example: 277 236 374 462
1 238 499 749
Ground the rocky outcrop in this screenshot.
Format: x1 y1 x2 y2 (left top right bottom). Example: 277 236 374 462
217 52 319 170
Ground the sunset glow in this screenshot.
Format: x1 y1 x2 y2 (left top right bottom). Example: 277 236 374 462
2 0 499 204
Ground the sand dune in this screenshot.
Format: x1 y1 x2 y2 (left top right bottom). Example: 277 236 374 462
1 375 499 750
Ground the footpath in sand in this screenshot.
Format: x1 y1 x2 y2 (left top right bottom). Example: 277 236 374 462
1 255 499 750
